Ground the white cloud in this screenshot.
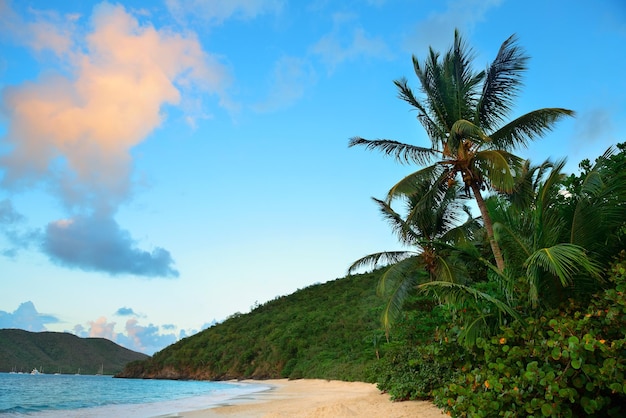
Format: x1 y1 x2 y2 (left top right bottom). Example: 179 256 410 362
0 0 77 57
310 13 392 73
252 56 317 112
165 0 284 26
403 0 503 54
0 301 59 331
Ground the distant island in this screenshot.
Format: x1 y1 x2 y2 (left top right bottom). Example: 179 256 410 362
0 329 148 375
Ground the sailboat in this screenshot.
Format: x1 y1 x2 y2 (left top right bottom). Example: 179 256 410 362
96 364 103 375
75 368 81 375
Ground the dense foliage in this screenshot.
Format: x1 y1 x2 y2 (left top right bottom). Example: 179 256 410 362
0 329 148 375
433 257 626 417
118 271 386 381
367 146 626 415
349 29 626 416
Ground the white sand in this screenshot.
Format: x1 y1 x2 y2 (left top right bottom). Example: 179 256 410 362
180 379 446 418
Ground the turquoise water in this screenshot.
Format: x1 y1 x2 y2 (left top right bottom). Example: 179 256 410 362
0 373 270 417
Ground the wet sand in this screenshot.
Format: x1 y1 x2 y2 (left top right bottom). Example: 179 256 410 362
179 379 445 418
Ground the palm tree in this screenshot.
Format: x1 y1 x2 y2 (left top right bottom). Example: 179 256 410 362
490 147 626 310
348 178 480 335
350 30 573 272
413 148 624 345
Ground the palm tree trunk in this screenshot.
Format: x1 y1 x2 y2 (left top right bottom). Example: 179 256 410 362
470 182 506 272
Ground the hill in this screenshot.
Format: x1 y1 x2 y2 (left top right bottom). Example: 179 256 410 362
0 329 149 375
117 270 386 381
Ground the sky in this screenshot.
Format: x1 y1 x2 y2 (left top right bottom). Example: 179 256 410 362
0 0 624 355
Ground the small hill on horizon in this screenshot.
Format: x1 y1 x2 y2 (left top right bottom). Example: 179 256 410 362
0 329 149 375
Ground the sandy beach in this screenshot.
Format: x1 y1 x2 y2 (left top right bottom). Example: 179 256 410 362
180 379 445 418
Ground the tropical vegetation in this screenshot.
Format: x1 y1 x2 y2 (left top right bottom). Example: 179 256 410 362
117 270 387 381
117 30 626 418
350 29 573 273
349 30 626 416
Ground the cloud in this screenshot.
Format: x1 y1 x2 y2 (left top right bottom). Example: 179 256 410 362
573 107 614 145
115 307 139 316
2 300 189 355
253 7 392 113
90 304 185 354
86 316 117 340
0 301 59 331
0 2 228 277
403 0 503 54
165 0 284 26
43 213 179 277
0 198 23 224
252 56 317 112
0 198 41 258
0 0 77 57
117 318 178 355
310 13 392 73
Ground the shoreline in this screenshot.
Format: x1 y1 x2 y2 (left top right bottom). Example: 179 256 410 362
178 379 445 418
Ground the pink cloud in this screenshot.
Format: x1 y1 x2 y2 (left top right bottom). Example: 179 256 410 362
2 2 226 207
121 318 177 354
87 316 117 340
0 2 230 276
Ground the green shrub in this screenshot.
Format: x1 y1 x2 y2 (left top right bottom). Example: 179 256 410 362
433 259 626 417
373 340 465 400
372 295 461 400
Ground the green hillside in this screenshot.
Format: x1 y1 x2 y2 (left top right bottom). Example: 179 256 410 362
117 270 387 381
0 329 149 375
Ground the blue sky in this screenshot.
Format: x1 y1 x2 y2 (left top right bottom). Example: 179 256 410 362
0 0 624 355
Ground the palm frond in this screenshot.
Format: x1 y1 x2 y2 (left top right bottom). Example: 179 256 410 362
411 48 454 136
477 34 528 130
377 258 426 335
473 149 523 192
493 220 532 260
430 252 469 283
445 29 482 124
394 76 446 149
347 251 417 275
507 159 555 209
569 149 626 256
457 313 494 347
372 197 423 246
439 205 481 244
524 243 602 307
532 160 568 248
418 280 523 323
386 163 446 202
489 108 574 150
451 119 489 142
448 119 489 155
348 137 437 165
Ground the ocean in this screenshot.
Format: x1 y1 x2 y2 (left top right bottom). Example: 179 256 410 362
0 372 271 417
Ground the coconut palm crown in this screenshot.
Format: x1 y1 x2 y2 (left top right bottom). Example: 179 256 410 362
350 30 574 271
